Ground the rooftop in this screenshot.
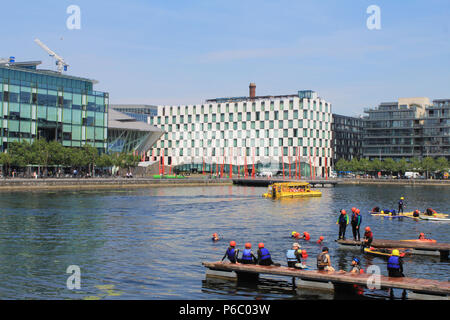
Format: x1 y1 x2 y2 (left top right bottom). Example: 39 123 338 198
0 60 98 84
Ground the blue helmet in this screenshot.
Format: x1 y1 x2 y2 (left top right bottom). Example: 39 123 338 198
353 257 360 264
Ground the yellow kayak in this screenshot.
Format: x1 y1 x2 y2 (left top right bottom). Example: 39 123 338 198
403 211 448 219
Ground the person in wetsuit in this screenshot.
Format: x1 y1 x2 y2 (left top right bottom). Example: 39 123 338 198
222 241 239 263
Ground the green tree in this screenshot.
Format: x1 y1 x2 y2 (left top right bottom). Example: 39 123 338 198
335 159 349 172
435 157 449 174
421 157 436 179
396 158 409 175
370 159 383 173
348 158 361 173
359 158 371 174
97 153 113 168
382 158 396 175
82 144 99 176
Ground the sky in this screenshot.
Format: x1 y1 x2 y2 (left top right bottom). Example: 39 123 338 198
1 0 449 116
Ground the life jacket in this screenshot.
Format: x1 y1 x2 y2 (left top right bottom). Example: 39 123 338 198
241 249 253 261
286 249 298 262
351 213 361 224
338 214 348 224
303 233 310 241
226 248 236 260
398 200 404 206
387 256 400 270
259 248 271 260
317 252 328 268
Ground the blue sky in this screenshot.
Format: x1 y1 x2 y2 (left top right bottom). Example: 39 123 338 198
1 0 449 116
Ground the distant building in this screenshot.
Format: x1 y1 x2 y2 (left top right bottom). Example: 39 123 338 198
362 97 450 161
107 109 163 154
110 104 158 124
331 114 363 164
151 84 333 177
0 59 109 152
422 99 450 159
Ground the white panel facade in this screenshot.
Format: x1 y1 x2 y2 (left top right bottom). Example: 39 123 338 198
151 91 333 177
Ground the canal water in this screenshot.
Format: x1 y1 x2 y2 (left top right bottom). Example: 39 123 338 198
0 184 448 299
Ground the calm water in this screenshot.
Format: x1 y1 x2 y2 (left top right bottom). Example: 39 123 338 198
0 184 448 300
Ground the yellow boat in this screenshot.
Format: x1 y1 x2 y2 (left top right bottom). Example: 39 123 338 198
263 182 322 198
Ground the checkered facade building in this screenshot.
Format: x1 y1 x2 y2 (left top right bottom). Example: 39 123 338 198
150 90 333 177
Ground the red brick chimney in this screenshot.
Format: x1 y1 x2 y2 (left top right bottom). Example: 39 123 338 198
249 83 256 98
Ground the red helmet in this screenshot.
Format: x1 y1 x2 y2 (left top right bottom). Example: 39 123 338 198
414 210 420 214
258 243 264 248
355 209 360 214
230 241 236 247
341 209 347 214
319 236 324 240
351 207 356 213
365 226 371 232
245 242 252 249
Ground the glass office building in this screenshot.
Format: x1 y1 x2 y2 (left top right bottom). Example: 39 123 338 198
0 60 108 152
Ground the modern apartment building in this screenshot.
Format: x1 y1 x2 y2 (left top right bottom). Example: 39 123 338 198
150 84 333 177
422 99 450 159
362 97 450 161
331 114 363 164
0 58 109 152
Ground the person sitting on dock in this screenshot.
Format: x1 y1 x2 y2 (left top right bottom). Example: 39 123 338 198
239 243 257 264
336 209 349 240
257 243 275 266
372 206 380 213
286 243 306 269
222 241 239 264
351 208 362 241
317 247 335 272
361 227 373 251
425 208 437 216
349 257 363 274
413 209 420 218
387 249 404 277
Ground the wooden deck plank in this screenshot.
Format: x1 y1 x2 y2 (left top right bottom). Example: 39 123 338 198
202 261 450 295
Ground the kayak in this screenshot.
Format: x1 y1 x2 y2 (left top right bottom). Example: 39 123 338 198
363 247 409 258
403 211 449 218
402 239 437 243
369 212 404 218
419 216 450 222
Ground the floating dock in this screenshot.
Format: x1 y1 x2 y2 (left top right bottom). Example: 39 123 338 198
203 261 450 299
232 178 340 188
336 239 450 259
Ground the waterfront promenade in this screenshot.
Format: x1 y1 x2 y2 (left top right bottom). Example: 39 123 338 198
0 176 449 192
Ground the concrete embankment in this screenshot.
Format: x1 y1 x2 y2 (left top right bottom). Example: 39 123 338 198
339 178 450 186
0 177 233 192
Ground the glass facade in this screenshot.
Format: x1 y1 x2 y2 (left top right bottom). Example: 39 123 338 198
0 64 108 152
331 114 363 164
